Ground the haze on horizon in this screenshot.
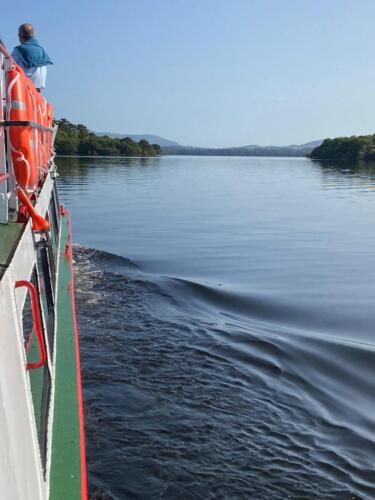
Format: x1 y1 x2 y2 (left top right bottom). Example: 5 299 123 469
3 0 375 148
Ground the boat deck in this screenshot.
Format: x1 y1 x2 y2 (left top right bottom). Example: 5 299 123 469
0 222 25 279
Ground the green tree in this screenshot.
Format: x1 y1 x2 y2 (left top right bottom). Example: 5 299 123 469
54 129 78 155
54 119 161 158
152 143 162 155
310 134 375 162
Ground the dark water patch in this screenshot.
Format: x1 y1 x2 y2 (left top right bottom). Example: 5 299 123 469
74 246 375 499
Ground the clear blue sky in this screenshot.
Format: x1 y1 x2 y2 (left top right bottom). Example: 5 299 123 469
3 0 375 147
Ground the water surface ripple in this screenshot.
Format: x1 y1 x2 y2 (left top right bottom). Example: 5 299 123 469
57 156 375 499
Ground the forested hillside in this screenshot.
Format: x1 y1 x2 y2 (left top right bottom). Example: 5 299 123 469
310 135 375 161
54 119 161 157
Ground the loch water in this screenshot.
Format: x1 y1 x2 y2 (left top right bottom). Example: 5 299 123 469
57 156 375 499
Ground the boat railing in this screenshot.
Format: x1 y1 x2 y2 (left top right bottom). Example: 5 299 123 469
0 42 22 224
0 45 10 223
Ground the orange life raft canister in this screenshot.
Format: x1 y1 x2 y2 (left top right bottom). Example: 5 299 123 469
6 65 38 191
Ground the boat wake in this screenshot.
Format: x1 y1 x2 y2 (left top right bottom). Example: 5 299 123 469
73 246 375 500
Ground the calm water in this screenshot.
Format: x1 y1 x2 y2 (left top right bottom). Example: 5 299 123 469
57 156 375 499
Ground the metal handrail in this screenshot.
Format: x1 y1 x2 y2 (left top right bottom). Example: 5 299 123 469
15 280 47 370
0 46 9 224
0 41 13 62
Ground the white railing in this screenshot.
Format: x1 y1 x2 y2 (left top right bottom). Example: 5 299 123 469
0 42 19 224
0 50 8 223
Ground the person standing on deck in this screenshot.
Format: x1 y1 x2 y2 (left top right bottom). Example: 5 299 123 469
11 23 52 92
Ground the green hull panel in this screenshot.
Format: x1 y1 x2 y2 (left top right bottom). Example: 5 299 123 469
50 214 84 499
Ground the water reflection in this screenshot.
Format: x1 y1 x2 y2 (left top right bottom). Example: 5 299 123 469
313 159 375 193
313 158 375 174
57 155 162 177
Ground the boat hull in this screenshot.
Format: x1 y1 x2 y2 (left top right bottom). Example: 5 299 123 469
0 173 87 499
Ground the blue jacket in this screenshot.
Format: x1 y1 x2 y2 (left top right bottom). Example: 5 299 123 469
13 37 52 69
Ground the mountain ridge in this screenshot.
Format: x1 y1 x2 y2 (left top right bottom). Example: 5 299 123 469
95 131 323 156
96 132 180 147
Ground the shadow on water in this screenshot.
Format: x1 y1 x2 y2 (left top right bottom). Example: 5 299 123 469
74 246 375 500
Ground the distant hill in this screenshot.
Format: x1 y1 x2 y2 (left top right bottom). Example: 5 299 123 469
286 140 323 150
96 132 180 147
239 140 323 151
162 140 323 157
94 131 323 157
240 144 259 149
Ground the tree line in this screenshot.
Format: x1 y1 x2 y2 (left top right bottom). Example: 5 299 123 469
162 145 310 157
54 119 161 157
310 134 375 162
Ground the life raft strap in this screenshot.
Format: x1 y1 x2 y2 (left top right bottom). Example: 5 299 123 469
0 120 53 132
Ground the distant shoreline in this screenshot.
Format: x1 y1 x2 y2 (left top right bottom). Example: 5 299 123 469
56 154 310 159
161 144 317 157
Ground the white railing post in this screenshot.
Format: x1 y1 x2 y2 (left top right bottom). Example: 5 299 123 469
0 52 8 224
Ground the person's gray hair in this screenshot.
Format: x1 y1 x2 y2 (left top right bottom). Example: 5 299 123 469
18 23 34 40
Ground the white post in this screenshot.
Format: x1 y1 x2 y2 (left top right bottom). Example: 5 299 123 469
0 53 8 224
